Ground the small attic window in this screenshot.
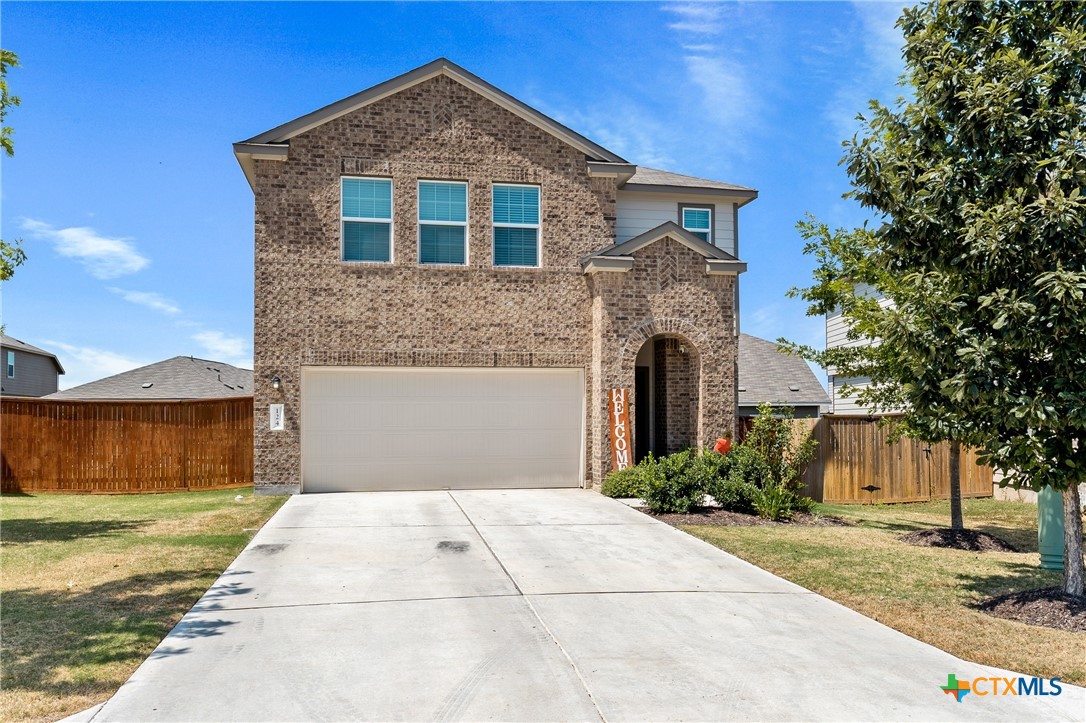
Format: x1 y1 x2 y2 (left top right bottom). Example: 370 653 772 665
141 383 153 389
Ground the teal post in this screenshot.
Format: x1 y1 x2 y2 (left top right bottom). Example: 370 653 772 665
1037 486 1064 571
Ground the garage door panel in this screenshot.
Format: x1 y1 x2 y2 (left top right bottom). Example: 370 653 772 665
302 367 584 492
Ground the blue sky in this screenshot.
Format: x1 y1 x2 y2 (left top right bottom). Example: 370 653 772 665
2 1 907 389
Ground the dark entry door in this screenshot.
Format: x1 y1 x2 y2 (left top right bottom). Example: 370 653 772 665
635 366 650 463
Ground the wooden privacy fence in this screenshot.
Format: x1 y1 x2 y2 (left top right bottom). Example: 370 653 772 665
797 416 993 504
1 397 253 493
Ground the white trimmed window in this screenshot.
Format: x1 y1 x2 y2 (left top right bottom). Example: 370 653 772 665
492 184 540 267
681 205 713 243
6 351 13 378
418 181 468 265
341 177 393 262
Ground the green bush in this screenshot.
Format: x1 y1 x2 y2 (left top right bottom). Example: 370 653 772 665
601 465 649 499
642 450 706 513
706 476 758 515
751 483 796 521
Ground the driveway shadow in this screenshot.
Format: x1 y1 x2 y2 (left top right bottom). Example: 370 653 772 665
1 569 247 701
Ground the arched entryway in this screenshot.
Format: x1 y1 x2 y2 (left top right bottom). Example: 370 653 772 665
633 334 701 461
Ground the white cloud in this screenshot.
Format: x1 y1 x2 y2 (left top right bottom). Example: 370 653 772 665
534 101 678 168
22 218 149 279
108 287 181 315
191 330 250 366
825 2 908 142
666 3 725 34
662 3 757 156
45 341 147 390
682 54 755 136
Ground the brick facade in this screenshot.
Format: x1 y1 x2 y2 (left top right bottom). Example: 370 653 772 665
250 74 738 492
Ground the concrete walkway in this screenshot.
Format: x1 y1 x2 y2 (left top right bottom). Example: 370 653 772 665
94 490 1083 721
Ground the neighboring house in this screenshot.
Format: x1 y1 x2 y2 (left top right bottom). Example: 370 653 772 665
234 58 756 494
46 356 252 400
824 283 897 415
737 334 829 418
0 335 65 397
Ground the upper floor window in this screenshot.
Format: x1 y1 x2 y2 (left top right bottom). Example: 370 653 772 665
418 181 468 265
342 177 393 262
492 184 540 267
680 205 713 244
6 351 13 378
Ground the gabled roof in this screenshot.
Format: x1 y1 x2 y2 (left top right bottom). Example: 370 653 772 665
46 356 252 400
580 222 747 275
738 334 830 408
1 335 65 374
234 58 627 188
624 166 758 198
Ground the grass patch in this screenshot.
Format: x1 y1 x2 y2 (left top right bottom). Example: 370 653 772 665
680 498 1084 685
1 488 285 723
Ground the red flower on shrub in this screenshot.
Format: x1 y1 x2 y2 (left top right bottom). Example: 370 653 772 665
714 437 732 455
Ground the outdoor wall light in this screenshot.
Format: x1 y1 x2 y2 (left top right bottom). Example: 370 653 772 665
271 375 281 391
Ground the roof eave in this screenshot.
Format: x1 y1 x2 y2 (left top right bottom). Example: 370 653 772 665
233 142 289 191
621 183 759 202
581 256 635 274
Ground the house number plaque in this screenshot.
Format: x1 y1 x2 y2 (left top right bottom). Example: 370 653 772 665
608 388 632 471
269 404 285 431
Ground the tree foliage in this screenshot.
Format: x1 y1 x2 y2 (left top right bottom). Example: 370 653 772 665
1 49 24 281
786 1 1086 593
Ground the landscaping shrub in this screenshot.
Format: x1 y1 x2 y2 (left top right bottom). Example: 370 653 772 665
642 450 706 513
705 475 758 515
751 483 797 521
601 465 649 499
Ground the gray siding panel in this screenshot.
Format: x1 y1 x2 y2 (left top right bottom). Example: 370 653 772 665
1 348 60 397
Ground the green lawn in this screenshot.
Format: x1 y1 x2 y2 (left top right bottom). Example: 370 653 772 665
681 498 1083 686
1 489 286 723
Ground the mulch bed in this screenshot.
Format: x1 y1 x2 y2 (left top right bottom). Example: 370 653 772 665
976 587 1086 633
898 528 1019 552
641 507 854 527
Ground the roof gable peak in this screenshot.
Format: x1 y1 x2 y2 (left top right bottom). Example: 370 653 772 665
234 58 626 189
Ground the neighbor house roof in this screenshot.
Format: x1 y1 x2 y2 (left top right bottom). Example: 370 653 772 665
738 334 830 408
233 58 757 201
46 356 252 400
1 334 65 374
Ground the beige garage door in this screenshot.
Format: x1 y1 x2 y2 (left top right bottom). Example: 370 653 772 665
301 367 585 492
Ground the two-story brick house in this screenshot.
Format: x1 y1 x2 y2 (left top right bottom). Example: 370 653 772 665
236 59 756 494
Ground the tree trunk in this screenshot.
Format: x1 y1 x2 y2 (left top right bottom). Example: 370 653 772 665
948 440 963 530
1063 484 1084 599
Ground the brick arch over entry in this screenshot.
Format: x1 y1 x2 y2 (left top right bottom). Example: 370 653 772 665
619 318 711 377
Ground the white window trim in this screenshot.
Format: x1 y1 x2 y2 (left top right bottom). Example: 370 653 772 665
418 179 469 266
492 182 542 268
340 175 394 264
6 351 13 378
679 203 714 245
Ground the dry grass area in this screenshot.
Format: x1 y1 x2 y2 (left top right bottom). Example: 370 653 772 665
1 489 285 723
680 498 1084 686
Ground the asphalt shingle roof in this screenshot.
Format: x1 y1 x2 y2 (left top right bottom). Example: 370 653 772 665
46 356 252 400
627 166 757 193
738 334 830 408
1 334 65 373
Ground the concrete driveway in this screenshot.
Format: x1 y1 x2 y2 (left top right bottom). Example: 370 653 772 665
94 489 1082 721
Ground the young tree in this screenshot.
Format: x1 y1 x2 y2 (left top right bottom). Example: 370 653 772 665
793 1 1086 596
1 49 25 281
784 218 980 531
